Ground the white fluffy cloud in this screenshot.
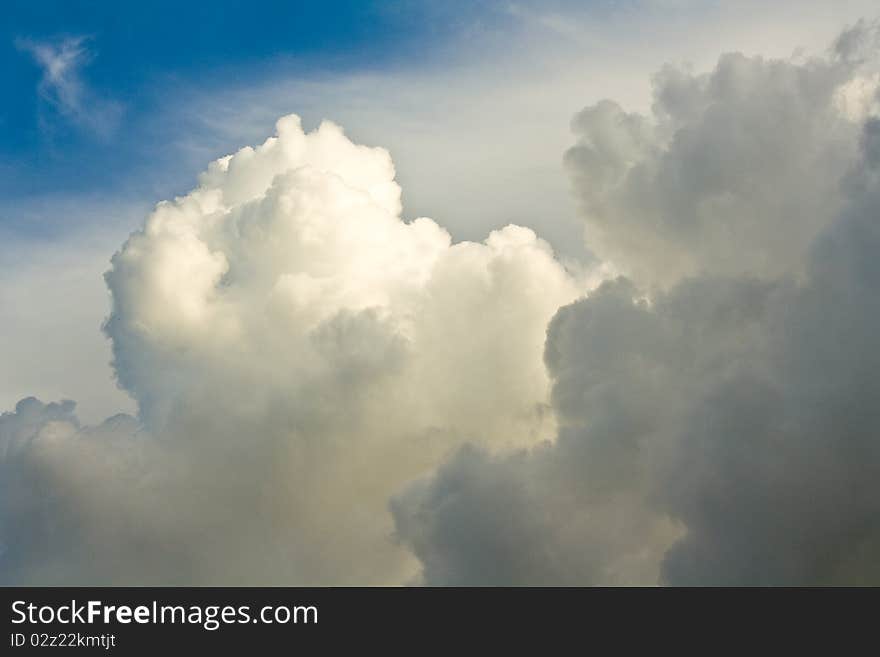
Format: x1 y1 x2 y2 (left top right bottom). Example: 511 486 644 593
1 116 584 584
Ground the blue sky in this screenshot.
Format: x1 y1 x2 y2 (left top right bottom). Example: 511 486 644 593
1 1 509 206
2 0 873 232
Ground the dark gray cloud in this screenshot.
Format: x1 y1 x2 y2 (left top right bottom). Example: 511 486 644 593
393 26 880 585
661 142 880 584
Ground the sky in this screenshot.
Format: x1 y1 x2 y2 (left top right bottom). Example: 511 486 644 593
2 1 880 585
1 1 474 197
4 0 877 422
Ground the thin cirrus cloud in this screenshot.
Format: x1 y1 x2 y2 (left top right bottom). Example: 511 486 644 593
15 35 122 138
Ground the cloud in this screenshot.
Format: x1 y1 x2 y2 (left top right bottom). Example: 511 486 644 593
0 398 159 584
392 23 880 585
563 27 880 285
16 35 122 137
0 116 586 584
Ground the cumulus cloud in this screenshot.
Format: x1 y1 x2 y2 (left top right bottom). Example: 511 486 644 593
1 116 584 584
16 35 122 137
393 22 880 585
563 21 880 285
0 398 164 584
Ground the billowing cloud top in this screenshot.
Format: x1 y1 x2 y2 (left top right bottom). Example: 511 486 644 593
105 116 579 439
564 25 879 285
2 115 582 584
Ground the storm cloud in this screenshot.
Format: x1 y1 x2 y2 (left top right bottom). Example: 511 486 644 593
392 22 880 586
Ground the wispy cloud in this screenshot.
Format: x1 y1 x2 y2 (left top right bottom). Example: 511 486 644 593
16 35 122 138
